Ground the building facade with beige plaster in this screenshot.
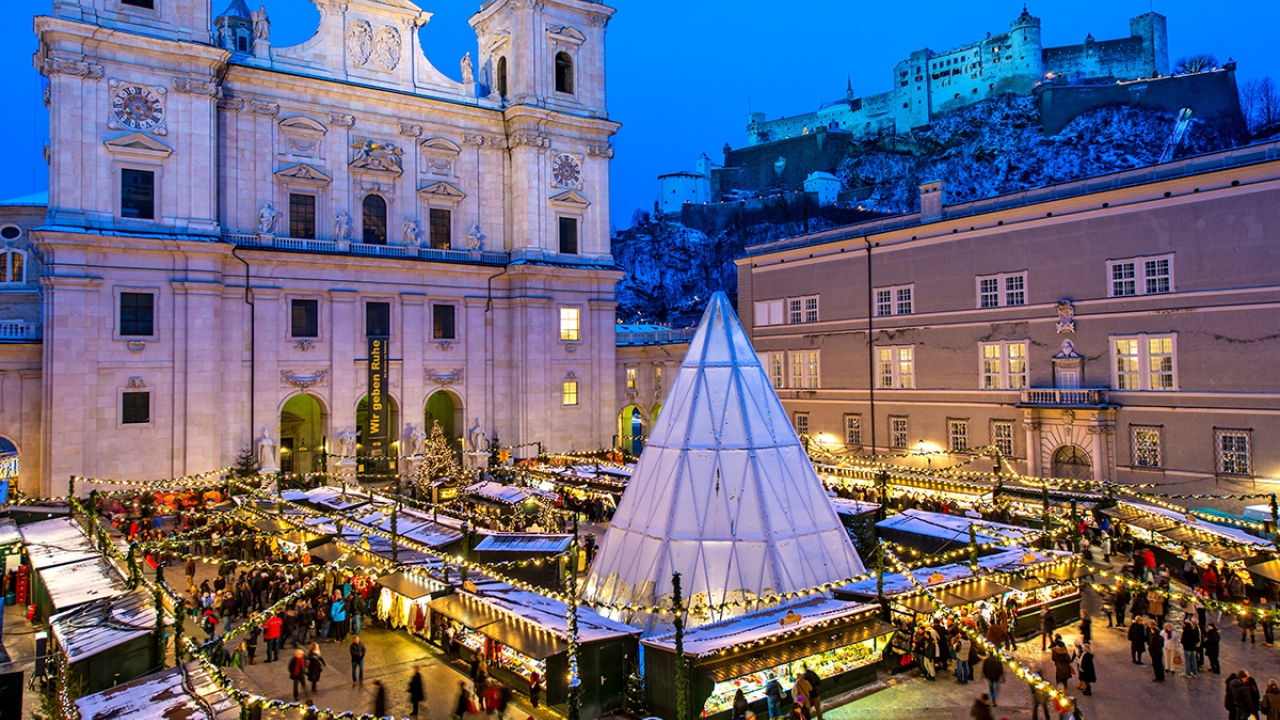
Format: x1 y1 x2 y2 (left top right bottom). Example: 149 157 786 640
738 141 1280 500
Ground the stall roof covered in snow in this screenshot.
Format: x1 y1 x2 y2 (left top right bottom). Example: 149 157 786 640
353 506 463 547
304 487 382 512
21 517 100 569
50 590 157 663
75 661 239 720
1120 501 1270 548
0 518 21 547
829 498 881 516
466 481 530 505
876 509 1038 545
838 548 1074 598
584 293 865 618
642 597 881 657
40 557 130 612
473 534 573 554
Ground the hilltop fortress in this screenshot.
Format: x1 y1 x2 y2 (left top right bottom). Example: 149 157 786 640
748 7 1168 144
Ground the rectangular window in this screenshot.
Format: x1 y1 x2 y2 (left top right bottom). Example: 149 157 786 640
122 391 150 424
1108 255 1174 297
432 304 456 340
119 292 154 337
765 352 784 389
559 307 580 342
979 341 1027 389
844 414 862 446
876 289 892 317
790 351 803 389
794 412 810 436
803 296 819 323
558 217 579 255
948 419 969 452
562 380 579 406
785 295 820 324
753 299 785 327
290 299 319 338
654 365 663 392
1112 334 1176 391
120 169 155 219
626 367 637 391
975 272 1027 308
991 420 1014 458
122 0 155 7
1216 429 1251 476
874 285 913 316
1131 424 1162 469
896 287 913 315
429 208 451 250
365 301 391 338
890 416 909 449
877 346 914 389
289 194 316 239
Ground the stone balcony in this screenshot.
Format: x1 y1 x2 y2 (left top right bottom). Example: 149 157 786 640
222 233 511 266
0 320 41 342
1018 388 1109 407
615 326 696 346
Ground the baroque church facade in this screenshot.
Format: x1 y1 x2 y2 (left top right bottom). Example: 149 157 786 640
8 0 621 496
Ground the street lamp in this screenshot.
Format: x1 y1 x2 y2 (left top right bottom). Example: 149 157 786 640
917 440 932 471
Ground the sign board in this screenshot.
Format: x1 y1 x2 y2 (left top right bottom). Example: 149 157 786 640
366 336 389 457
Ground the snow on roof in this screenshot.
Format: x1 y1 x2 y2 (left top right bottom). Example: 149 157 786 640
477 586 640 643
828 498 881 516
584 293 866 619
876 508 1038 545
304 486 378 511
473 534 573 554
50 590 157 663
642 597 879 656
1122 501 1270 547
465 481 529 505
40 557 130 612
353 506 463 548
838 548 1073 598
21 517 101 569
75 661 239 720
0 518 22 547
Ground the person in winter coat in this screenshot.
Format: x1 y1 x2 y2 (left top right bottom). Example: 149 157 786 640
801 664 823 720
764 674 784 720
409 665 425 716
1040 607 1055 651
1240 601 1259 644
1262 680 1280 720
530 669 544 709
1114 586 1132 627
306 642 326 693
452 680 472 720
349 635 365 684
733 689 750 720
372 680 387 717
264 614 283 663
1131 592 1150 621
1148 625 1166 682
1205 623 1223 674
289 649 308 700
1128 617 1150 664
981 653 1005 707
331 595 348 642
1180 620 1201 677
969 693 995 720
1077 644 1096 696
793 673 813 715
1050 644 1073 690
1245 671 1263 718
1079 610 1092 644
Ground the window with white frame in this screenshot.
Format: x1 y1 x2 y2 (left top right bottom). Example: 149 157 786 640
559 307 580 342
979 341 1027 389
877 346 914 389
625 367 637 391
1215 428 1251 475
788 296 820 324
975 272 1027 308
755 296 819 326
991 420 1014 458
562 380 579 406
1131 424 1162 469
754 299 785 327
890 416 909 449
1112 334 1177 391
1108 255 1174 297
948 419 969 452
874 285 913 316
760 352 784 389
844 414 862 446
789 350 820 389
794 412 810 436
0 249 26 285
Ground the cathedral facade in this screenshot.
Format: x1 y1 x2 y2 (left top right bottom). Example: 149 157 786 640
12 0 621 496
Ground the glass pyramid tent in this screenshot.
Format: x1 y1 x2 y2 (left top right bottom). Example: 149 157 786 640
582 292 865 627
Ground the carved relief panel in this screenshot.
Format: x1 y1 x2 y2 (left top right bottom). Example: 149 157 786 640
278 116 328 161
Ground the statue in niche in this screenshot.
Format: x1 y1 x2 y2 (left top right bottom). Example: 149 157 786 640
257 201 276 233
335 210 352 241
402 218 420 246
461 52 474 84
256 428 277 472
407 423 427 457
468 417 487 453
251 5 270 41
466 223 485 250
337 427 357 457
1056 299 1076 334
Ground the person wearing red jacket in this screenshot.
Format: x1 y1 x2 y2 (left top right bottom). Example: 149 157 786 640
289 649 308 700
264 614 283 663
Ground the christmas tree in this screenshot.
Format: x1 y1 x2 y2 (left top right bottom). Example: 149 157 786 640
415 420 460 489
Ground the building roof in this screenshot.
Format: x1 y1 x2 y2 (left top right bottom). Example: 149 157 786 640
641 597 880 656
465 481 529 505
21 517 101 570
0 518 21 547
75 661 239 720
876 508 1040 545
50 590 157 663
0 191 48 207
39 557 130 612
473 534 573 554
583 293 866 620
216 0 253 19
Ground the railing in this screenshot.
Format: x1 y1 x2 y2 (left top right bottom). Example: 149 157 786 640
350 243 411 258
0 320 41 342
222 233 510 266
274 236 341 254
1019 388 1109 406
615 327 697 346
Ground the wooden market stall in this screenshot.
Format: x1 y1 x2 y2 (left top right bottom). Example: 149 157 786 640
73 660 239 720
31 556 130 622
875 509 1040 554
471 533 572 589
50 590 158 694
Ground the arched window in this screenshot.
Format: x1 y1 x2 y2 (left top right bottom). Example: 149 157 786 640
362 195 387 245
0 249 25 284
555 52 574 94
496 56 508 98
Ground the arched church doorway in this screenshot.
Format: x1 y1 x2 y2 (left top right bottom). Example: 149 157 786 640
425 391 463 457
618 405 646 456
280 394 327 476
1051 445 1092 481
357 394 399 483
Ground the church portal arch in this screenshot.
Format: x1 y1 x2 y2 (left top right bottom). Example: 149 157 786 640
1051 444 1092 480
279 393 328 476
618 404 646 456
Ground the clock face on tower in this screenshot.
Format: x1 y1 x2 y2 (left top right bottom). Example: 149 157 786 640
551 153 583 189
111 85 165 132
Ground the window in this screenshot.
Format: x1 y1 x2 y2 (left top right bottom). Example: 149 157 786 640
760 352 784 389
432 304 456 340
991 420 1014 458
0 225 21 241
1111 334 1176 391
877 346 914 389
1131 424 1162 469
890 416 909 449
948 419 968 452
975 272 1026 308
794 412 810 436
844 414 862 446
122 0 154 8
753 300 785 327
425 208 451 249
362 195 387 245
121 169 155 219
119 292 154 337
788 296 819 324
291 299 318 338
654 365 663 392
0 250 25 284
122 391 150 424
562 380 579 406
979 341 1027 389
365 301 390 338
558 217 578 254
789 351 820 389
496 57 508 98
626 367 637 391
237 35 249 53
555 52 574 94
874 285 913 316
289 194 316 239
1108 255 1174 297
559 307 580 342
1216 429 1251 475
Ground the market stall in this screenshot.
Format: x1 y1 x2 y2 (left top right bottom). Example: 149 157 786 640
1104 501 1270 574
31 556 130 621
642 598 893 720
20 517 102 571
471 533 572 589
876 509 1039 554
375 567 449 639
50 590 158 694
74 660 239 720
829 498 880 557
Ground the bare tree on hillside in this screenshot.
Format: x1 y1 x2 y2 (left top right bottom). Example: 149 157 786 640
1175 53 1219 75
1240 77 1280 133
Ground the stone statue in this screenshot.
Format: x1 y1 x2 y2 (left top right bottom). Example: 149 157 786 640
256 428 277 472
466 223 485 250
402 218 420 246
257 201 276 234
251 5 270 41
337 427 356 457
335 211 352 241
468 417 487 453
1057 339 1078 358
1056 299 1076 334
461 52 474 84
408 423 427 457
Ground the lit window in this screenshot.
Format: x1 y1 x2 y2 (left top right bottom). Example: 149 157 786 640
844 414 862 446
1148 336 1174 390
766 352 784 389
975 272 1027 308
877 346 914 389
991 420 1014 458
948 419 968 452
890 416 909 449
1216 429 1251 476
794 412 810 436
979 341 1027 389
654 365 662 392
874 285 913 316
1108 255 1174 297
559 307 580 342
1112 334 1176 391
626 367 637 391
1131 425 1162 469
562 381 579 406
0 250 26 285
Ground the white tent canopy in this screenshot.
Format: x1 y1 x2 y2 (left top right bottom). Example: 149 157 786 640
582 293 865 623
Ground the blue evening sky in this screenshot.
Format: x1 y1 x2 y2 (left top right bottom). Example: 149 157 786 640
2 1 1277 229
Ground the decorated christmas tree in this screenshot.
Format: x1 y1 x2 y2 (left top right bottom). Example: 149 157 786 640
415 420 460 489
